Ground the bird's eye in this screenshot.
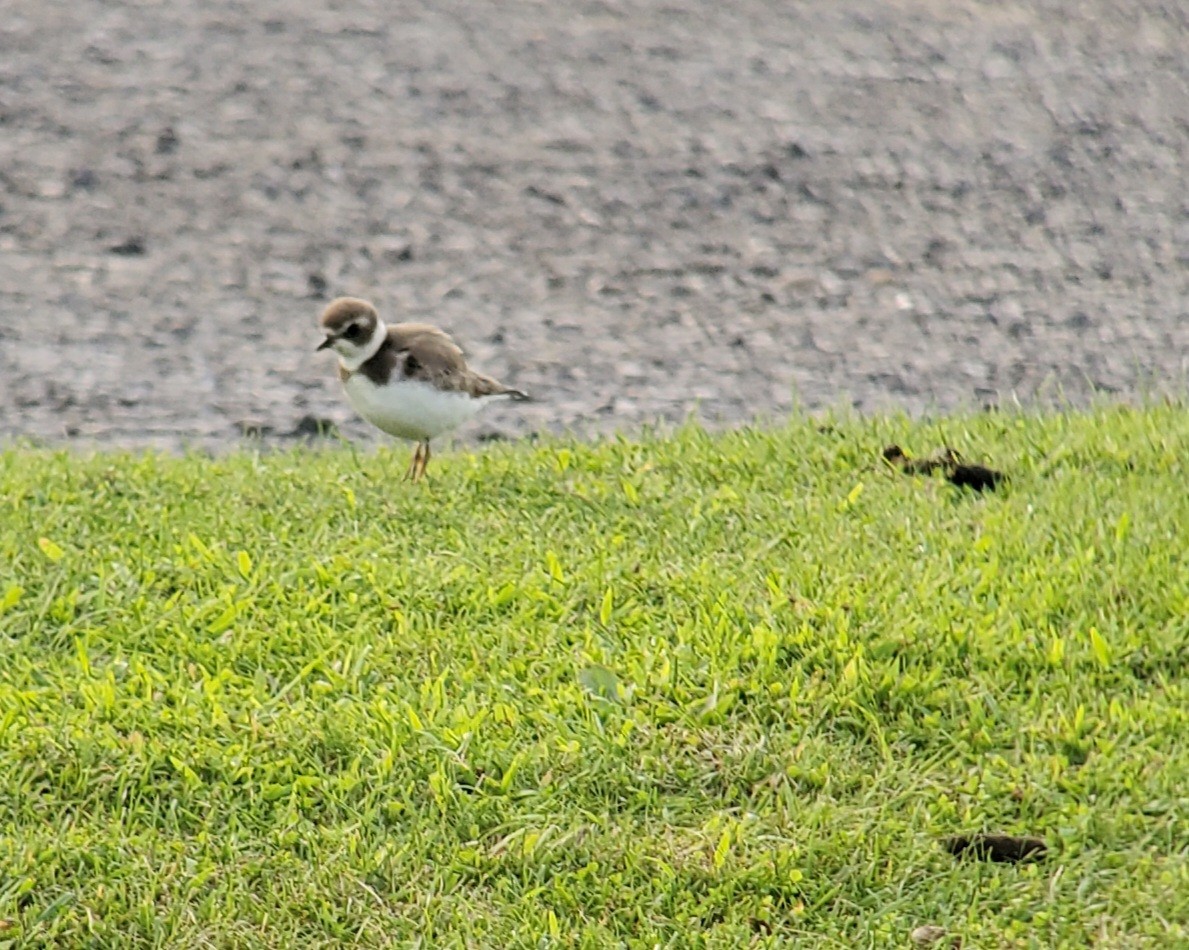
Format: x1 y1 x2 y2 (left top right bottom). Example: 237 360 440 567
343 324 361 339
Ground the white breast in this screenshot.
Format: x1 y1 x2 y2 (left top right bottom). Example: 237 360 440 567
343 375 483 441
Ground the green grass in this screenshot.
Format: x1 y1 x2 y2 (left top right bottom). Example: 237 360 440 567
1 406 1186 948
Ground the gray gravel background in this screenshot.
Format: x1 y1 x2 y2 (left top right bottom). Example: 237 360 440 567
1 0 1186 450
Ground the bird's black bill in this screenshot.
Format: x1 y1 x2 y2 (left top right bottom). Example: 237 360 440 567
317 337 334 351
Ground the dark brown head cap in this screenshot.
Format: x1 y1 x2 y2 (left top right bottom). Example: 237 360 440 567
320 297 379 336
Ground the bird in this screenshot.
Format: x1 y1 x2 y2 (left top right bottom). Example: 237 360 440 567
317 296 528 480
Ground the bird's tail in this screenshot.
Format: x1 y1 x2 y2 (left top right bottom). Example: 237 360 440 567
470 372 532 402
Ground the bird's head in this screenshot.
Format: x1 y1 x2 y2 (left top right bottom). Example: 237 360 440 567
317 297 383 362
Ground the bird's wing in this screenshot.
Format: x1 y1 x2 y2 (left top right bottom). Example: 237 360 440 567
388 323 471 390
389 323 524 399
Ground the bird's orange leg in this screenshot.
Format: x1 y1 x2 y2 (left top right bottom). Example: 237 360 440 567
416 441 431 481
405 442 424 481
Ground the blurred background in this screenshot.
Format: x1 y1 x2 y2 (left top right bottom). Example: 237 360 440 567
0 0 1185 450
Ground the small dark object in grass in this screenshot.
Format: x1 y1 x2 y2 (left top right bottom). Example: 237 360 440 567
884 444 1003 489
942 833 1047 863
882 444 962 475
907 447 960 475
948 463 1004 492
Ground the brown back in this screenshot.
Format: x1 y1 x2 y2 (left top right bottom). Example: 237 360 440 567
346 322 525 399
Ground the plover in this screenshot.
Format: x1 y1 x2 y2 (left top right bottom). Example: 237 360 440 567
318 296 528 480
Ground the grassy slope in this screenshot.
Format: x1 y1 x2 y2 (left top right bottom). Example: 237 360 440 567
0 406 1186 948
